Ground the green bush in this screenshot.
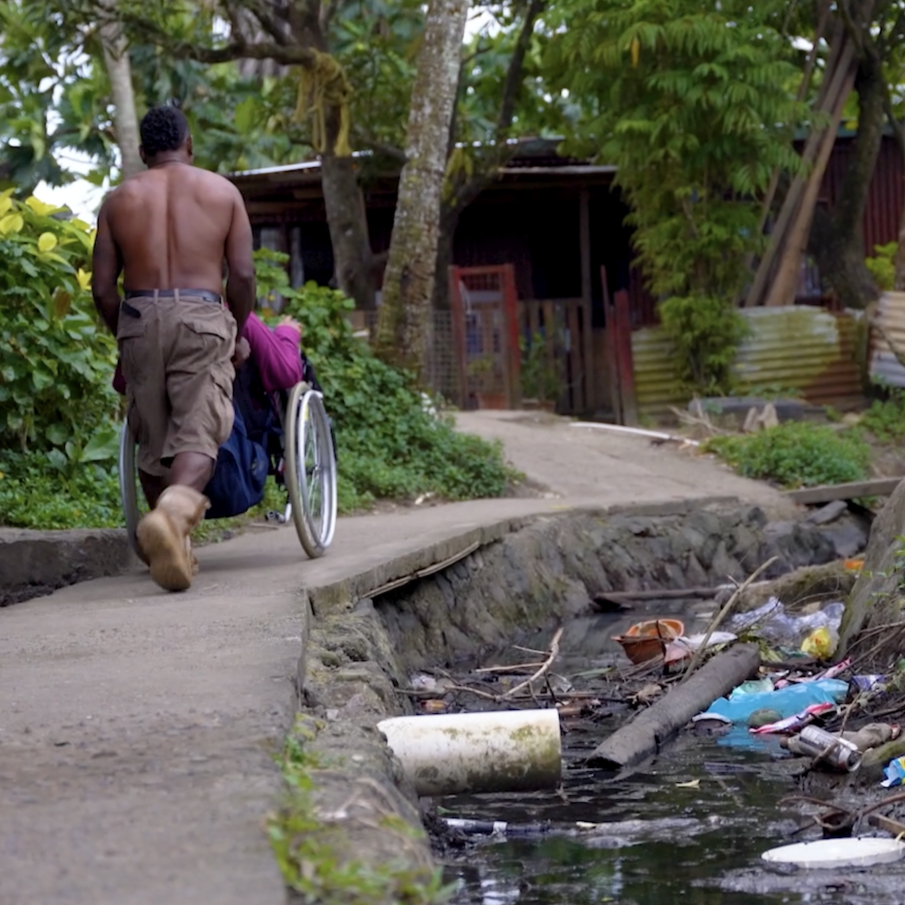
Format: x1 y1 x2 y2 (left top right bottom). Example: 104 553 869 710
705 422 870 488
0 192 119 457
0 451 122 529
658 294 749 396
858 388 905 443
866 242 898 293
260 254 514 510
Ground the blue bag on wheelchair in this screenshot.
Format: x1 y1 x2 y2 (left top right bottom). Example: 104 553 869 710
203 402 269 519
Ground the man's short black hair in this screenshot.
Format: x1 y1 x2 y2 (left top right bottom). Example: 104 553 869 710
139 105 190 156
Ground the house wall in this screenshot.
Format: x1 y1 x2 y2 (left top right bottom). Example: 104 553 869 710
820 134 904 256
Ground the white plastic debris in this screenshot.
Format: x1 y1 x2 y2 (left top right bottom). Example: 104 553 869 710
762 837 905 869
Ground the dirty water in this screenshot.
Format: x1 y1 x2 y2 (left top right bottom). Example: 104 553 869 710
437 609 905 905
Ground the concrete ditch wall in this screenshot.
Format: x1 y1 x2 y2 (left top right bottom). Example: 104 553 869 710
294 499 843 880
0 527 132 606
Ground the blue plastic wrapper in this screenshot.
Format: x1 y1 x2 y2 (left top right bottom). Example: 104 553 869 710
699 679 850 751
703 679 850 724
881 756 905 788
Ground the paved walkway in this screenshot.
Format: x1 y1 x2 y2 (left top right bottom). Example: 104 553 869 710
0 413 794 904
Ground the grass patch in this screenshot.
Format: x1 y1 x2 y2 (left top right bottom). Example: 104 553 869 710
268 720 452 905
705 422 870 488
857 388 905 443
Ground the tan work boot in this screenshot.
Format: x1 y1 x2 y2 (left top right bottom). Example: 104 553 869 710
137 485 210 592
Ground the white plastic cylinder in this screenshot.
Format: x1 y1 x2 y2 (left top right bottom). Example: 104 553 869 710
377 709 562 797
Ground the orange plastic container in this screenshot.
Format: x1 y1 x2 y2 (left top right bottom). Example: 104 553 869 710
612 618 685 665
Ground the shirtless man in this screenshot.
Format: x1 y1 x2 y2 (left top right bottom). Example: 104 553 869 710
92 104 256 592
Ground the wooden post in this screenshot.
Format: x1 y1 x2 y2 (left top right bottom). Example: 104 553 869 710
614 288 638 425
502 264 522 409
601 266 622 424
448 266 468 408
579 187 592 305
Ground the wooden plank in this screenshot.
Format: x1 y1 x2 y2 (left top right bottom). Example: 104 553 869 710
579 187 592 304
614 288 638 425
600 266 622 424
869 814 905 837
502 264 521 408
784 477 903 505
448 267 468 408
581 297 594 412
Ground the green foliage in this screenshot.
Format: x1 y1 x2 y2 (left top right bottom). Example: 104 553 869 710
257 249 515 510
658 294 749 395
0 191 120 455
866 242 898 293
858 388 905 443
0 451 122 529
706 423 870 488
268 720 452 904
546 0 810 388
520 331 563 402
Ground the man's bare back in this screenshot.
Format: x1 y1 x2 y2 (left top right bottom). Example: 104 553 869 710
92 108 255 338
103 164 243 297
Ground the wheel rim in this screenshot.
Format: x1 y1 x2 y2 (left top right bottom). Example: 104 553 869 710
285 384 336 557
118 419 148 563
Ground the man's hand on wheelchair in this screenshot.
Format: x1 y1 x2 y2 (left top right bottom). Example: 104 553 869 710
233 336 251 368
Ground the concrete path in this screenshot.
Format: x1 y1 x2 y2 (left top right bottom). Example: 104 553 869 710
0 412 794 904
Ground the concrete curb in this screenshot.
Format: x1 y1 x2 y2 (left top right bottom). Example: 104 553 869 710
0 527 134 606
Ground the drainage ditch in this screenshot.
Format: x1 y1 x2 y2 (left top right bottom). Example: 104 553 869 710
296 499 872 902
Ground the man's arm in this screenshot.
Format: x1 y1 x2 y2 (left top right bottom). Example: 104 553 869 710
224 187 256 337
92 202 123 335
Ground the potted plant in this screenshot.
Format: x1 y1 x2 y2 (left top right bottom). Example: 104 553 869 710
520 332 563 412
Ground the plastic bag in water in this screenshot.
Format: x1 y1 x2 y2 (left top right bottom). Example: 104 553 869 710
729 597 844 647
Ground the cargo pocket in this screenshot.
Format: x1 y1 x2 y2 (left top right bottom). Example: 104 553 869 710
182 310 236 370
116 314 146 342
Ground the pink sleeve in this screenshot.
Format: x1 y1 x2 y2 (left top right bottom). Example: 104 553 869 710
243 312 304 393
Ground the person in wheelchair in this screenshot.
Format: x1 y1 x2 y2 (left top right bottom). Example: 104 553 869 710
202 311 311 521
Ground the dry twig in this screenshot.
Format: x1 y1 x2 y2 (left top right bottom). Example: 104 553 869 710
501 627 564 700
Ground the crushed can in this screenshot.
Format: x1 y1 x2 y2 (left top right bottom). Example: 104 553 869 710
797 726 863 772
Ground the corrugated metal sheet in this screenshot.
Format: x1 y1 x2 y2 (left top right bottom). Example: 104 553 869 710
632 306 865 418
870 291 905 387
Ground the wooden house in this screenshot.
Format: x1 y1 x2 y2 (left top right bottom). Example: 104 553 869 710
229 135 903 420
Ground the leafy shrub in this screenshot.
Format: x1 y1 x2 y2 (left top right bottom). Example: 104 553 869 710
866 242 898 293
706 422 870 488
0 451 122 529
858 388 905 443
258 250 515 509
0 191 119 456
658 294 749 396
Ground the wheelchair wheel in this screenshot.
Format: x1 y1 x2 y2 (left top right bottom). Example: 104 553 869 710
284 382 337 558
118 418 149 564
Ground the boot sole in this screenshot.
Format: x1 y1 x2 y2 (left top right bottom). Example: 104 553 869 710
137 510 193 592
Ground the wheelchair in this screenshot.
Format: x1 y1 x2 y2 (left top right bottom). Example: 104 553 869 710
119 377 337 562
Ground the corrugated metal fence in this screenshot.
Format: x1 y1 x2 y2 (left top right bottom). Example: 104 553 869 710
632 306 866 418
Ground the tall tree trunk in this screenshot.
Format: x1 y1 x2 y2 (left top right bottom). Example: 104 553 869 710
375 0 470 377
809 54 885 308
887 115 905 289
99 1 142 179
321 153 377 307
